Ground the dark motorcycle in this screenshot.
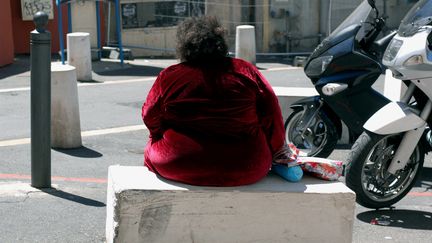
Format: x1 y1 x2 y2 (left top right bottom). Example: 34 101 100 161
285 0 395 157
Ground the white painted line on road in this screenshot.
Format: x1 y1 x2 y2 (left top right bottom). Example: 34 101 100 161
81 124 146 137
264 67 302 72
79 77 155 87
0 77 155 93
272 86 318 96
0 124 147 147
0 87 30 93
0 138 31 147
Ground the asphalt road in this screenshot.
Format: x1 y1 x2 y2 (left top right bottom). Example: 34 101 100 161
0 57 431 242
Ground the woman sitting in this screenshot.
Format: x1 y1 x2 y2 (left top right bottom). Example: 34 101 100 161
142 16 286 186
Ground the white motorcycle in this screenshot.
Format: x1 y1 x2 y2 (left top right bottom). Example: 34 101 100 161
345 0 432 209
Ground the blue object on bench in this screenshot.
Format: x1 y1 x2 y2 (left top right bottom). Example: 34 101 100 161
272 164 303 182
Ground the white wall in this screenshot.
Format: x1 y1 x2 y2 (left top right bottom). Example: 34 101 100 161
71 1 98 48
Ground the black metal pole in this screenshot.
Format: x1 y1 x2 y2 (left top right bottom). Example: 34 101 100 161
31 11 51 188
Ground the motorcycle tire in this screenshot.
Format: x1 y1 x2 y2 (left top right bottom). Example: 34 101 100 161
345 131 424 209
284 108 338 158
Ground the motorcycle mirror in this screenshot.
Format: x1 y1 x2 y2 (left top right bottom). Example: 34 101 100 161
367 0 379 17
367 0 376 8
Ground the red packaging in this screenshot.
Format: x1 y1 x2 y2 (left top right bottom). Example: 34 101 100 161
278 143 343 181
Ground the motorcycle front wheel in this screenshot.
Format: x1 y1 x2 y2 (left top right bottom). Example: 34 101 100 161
284 109 338 158
345 131 424 209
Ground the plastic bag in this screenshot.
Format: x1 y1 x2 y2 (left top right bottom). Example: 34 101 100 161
297 156 343 181
273 143 343 181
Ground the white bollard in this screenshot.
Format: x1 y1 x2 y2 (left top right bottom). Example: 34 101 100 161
67 32 93 81
235 25 256 65
383 69 404 101
51 63 82 149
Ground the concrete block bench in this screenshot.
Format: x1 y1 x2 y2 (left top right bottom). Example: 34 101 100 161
106 165 356 243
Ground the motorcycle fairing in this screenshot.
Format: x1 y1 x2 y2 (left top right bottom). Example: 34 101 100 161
315 71 369 88
383 29 432 80
314 68 389 135
307 25 361 63
363 101 425 134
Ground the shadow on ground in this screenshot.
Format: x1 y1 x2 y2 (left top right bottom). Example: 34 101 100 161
92 60 164 77
0 55 165 80
41 188 106 207
0 55 30 79
357 209 432 230
416 167 432 189
54 146 103 158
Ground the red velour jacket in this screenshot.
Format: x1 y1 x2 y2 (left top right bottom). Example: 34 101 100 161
142 57 285 186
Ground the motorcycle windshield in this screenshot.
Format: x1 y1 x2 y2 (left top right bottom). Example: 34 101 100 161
398 0 432 37
330 1 372 38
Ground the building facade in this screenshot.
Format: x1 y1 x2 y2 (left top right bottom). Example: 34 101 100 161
110 0 418 57
0 1 14 67
0 0 70 67
0 0 419 66
0 0 107 67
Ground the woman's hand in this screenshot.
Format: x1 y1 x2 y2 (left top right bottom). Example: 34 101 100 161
273 144 299 167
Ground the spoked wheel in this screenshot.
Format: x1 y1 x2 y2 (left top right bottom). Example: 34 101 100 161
284 109 338 158
345 131 424 209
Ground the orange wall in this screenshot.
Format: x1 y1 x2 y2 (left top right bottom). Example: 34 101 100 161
0 0 14 66
99 3 107 47
10 0 68 54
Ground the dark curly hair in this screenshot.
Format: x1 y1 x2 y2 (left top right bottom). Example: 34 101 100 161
176 16 228 63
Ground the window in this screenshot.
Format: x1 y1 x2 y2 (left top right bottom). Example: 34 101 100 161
121 0 205 29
